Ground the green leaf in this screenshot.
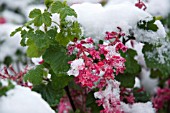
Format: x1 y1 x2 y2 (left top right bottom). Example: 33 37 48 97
46 28 58 40
51 1 77 20
26 39 45 57
45 0 54 8
31 30 51 49
150 69 163 78
3 56 13 67
115 73 135 88
33 11 52 27
51 1 64 13
116 49 141 88
59 6 77 20
133 88 151 102
56 21 81 46
137 17 158 32
29 9 41 18
10 27 22 36
86 92 103 112
43 45 75 75
42 11 52 26
0 81 15 97
34 15 43 26
143 43 170 77
20 30 27 46
121 49 141 75
51 73 73 89
24 65 46 85
33 82 64 106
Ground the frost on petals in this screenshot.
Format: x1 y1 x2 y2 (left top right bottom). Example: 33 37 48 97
67 58 85 77
67 30 127 89
94 80 122 113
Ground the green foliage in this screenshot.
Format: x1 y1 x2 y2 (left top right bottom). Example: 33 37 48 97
24 65 47 85
10 1 82 108
137 17 159 32
133 88 151 102
51 1 77 20
33 82 65 106
121 49 141 75
51 73 73 89
56 20 82 46
3 56 13 67
29 9 52 27
45 0 54 8
10 27 22 37
43 45 75 75
0 81 15 97
116 49 141 88
143 43 170 77
86 92 103 112
29 9 41 18
115 73 135 88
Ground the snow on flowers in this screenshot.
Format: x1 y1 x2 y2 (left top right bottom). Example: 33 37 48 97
67 29 128 112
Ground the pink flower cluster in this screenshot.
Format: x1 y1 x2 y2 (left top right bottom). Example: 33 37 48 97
152 87 170 110
58 96 72 113
94 80 122 113
67 30 127 88
120 87 135 104
0 65 32 88
67 29 128 112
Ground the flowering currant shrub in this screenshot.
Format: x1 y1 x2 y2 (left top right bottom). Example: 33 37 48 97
0 0 170 113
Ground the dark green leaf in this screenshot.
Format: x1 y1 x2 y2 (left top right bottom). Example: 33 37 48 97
133 88 151 102
56 21 81 46
31 30 51 49
51 1 77 20
43 45 75 75
20 30 27 46
26 39 45 57
86 92 103 112
29 9 41 18
143 43 170 77
115 73 135 88
51 1 64 14
0 81 15 97
24 65 46 85
10 27 22 36
45 0 54 8
137 17 158 32
34 15 43 26
121 49 141 75
51 74 73 89
42 11 52 26
59 6 77 20
33 82 64 106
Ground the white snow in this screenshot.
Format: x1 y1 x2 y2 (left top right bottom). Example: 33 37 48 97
67 58 85 77
0 0 33 13
71 2 166 44
121 101 156 113
94 80 120 100
147 0 170 17
0 23 26 62
0 85 55 113
107 0 170 17
140 68 158 95
2 10 24 24
32 57 43 65
60 0 102 5
134 77 141 88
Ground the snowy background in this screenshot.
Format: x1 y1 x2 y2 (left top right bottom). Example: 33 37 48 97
0 0 170 113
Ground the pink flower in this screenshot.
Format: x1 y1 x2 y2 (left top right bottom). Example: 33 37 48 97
152 87 170 110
